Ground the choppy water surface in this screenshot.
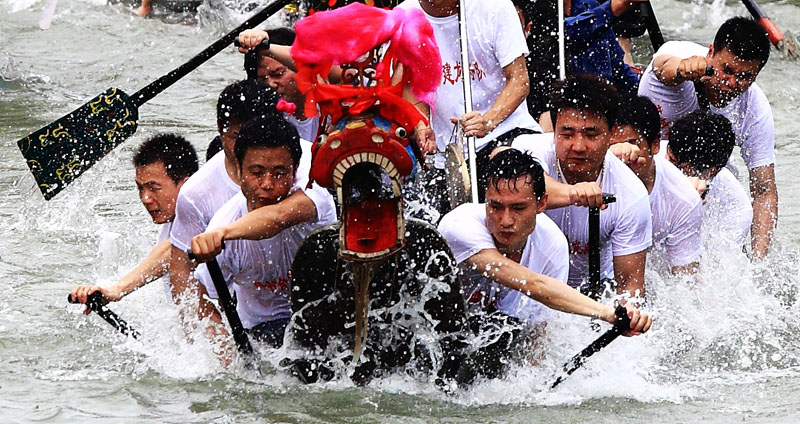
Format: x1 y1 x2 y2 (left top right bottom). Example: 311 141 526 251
3 0 800 422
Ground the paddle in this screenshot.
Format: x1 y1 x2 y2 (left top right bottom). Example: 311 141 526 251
17 0 292 201
187 249 255 362
550 304 632 389
741 0 799 59
584 193 616 300
67 291 141 339
457 0 479 204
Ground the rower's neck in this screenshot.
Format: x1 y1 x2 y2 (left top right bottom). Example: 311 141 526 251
224 155 240 186
639 159 657 194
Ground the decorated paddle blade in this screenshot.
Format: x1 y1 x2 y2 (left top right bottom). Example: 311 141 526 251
17 87 138 200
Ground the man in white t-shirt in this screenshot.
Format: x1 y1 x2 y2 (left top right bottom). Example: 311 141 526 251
70 134 199 309
609 96 704 274
512 75 652 300
189 116 336 356
638 16 776 259
168 81 323 342
439 149 569 327
397 0 542 204
242 27 320 144
438 149 651 352
664 110 752 249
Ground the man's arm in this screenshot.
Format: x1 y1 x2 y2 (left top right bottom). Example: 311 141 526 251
70 238 172 305
613 249 647 299
543 174 606 209
652 54 710 87
749 164 778 259
190 190 318 262
456 56 530 138
168 244 234 364
464 249 651 335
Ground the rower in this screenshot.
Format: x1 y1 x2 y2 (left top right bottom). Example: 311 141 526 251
438 149 652 356
512 74 652 302
638 16 776 260
610 95 704 275
189 115 335 358
664 111 751 250
69 134 198 309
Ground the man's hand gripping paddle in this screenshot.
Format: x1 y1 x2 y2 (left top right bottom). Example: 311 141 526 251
17 0 292 200
550 304 632 389
67 291 141 339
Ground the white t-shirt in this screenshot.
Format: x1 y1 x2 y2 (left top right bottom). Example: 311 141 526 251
170 151 240 252
438 203 569 325
286 114 320 144
704 168 753 247
638 41 775 170
649 155 704 267
170 140 317 252
398 0 540 167
197 190 336 329
512 133 652 288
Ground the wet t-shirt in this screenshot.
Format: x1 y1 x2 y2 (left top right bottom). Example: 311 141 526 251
397 0 540 168
704 167 753 248
438 203 569 325
650 155 703 267
512 133 652 288
196 184 336 329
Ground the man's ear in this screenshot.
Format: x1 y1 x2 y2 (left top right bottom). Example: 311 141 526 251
536 193 548 214
176 176 190 191
650 140 661 156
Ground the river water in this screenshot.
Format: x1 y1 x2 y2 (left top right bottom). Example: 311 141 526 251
2 0 800 422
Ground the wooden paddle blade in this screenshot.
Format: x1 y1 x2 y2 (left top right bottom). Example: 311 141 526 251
17 87 138 200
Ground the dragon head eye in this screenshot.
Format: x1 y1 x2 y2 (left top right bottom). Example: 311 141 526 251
395 127 408 139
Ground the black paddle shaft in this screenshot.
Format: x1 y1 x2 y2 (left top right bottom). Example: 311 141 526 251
586 193 616 300
550 304 632 389
67 291 141 339
132 0 290 106
187 250 254 358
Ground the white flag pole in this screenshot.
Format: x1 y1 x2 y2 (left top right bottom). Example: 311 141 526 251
458 0 479 204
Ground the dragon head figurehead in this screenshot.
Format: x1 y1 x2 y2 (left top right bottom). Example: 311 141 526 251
291 2 440 262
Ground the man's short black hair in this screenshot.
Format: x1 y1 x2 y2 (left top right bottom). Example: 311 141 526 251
615 95 662 146
486 148 546 201
244 28 297 80
549 74 619 129
132 133 199 184
217 79 280 133
234 115 302 168
713 16 771 67
669 110 735 172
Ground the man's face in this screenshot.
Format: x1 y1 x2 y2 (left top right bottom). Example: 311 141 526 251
554 108 610 183
135 161 184 224
219 120 243 163
258 55 302 105
239 146 296 211
705 46 762 107
485 176 546 253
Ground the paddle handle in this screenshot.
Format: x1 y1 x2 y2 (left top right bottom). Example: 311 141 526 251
586 194 616 300
131 0 292 107
551 305 631 388
187 249 254 358
640 2 665 52
233 38 270 50
67 292 140 339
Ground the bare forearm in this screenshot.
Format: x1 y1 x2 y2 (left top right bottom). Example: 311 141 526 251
652 55 684 86
750 165 778 260
466 251 614 322
751 188 777 259
483 57 529 130
112 239 171 298
219 190 318 241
